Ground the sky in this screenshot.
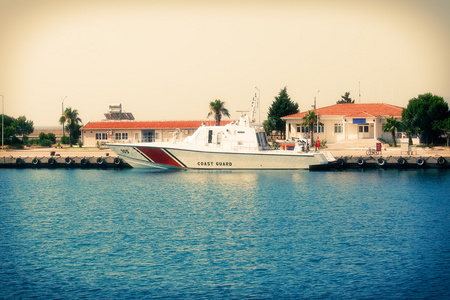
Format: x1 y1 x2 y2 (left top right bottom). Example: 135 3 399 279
0 0 449 127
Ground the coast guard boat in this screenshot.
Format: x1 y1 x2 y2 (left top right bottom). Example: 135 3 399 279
107 101 328 170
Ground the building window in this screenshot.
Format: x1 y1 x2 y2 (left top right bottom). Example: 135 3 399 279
334 123 343 133
313 124 324 133
296 124 302 133
115 132 128 140
95 133 108 140
359 125 369 133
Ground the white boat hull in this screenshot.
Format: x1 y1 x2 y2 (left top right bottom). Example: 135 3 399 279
108 143 328 170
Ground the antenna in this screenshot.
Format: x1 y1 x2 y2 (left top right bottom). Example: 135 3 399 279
255 87 260 126
359 82 361 103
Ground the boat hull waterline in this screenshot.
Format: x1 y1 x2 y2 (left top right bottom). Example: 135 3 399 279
108 143 328 170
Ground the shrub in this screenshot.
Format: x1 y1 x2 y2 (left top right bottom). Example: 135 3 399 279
38 139 53 147
47 132 56 144
9 136 24 149
29 138 39 145
22 135 29 146
78 140 83 148
39 132 48 140
9 143 24 149
60 135 70 145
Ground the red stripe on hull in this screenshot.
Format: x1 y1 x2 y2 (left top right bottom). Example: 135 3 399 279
136 147 183 168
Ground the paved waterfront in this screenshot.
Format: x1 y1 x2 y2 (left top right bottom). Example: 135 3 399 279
1 144 449 160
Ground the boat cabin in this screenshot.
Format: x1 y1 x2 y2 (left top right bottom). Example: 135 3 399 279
184 115 270 152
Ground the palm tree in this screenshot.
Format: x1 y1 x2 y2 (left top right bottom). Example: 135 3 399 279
59 107 82 147
302 110 322 146
402 117 419 146
207 99 230 126
382 116 402 147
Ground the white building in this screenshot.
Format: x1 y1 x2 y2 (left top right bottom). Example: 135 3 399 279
81 120 228 147
281 103 404 144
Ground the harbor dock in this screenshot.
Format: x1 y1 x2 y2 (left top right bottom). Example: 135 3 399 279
1 144 449 170
310 155 449 171
0 148 131 169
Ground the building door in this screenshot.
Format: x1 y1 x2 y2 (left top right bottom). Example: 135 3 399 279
359 125 370 139
142 130 155 142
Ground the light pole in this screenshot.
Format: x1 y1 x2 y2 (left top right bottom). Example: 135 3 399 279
1 94 4 150
62 96 67 137
312 90 320 148
313 89 320 110
255 87 260 127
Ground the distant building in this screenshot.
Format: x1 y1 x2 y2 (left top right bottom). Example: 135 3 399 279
81 120 229 147
281 103 404 144
29 129 64 142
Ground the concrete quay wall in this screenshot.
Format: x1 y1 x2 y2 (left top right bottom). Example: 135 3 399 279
0 148 131 169
311 155 450 171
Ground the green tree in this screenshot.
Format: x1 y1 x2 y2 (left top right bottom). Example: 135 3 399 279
336 91 354 104
382 116 403 147
401 116 419 146
1 114 34 146
433 117 450 146
0 114 16 144
267 87 299 139
262 117 277 139
14 116 34 137
207 99 230 126
59 107 82 147
402 93 448 145
302 110 323 146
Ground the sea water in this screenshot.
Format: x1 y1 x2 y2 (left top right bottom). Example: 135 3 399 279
0 168 449 299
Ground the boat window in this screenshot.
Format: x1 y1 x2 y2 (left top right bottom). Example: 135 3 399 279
208 130 213 143
256 132 269 149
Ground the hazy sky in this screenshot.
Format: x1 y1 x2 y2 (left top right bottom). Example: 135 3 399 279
1 0 449 127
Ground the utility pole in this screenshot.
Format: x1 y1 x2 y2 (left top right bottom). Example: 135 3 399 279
62 96 67 137
359 82 361 103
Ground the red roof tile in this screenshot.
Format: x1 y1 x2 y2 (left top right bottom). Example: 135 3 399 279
81 120 231 130
345 111 377 118
282 103 404 119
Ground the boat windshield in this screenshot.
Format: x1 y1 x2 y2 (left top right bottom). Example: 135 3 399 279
256 132 270 150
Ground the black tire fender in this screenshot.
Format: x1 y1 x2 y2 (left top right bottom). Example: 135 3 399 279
114 157 122 165
417 158 425 166
377 158 386 166
97 157 105 165
81 158 89 166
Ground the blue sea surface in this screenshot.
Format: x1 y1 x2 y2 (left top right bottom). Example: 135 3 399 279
0 168 449 299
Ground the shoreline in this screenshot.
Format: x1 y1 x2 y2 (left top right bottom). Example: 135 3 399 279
1 145 449 160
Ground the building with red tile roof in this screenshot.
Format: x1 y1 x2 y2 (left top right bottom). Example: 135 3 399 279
281 103 404 144
81 120 231 147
